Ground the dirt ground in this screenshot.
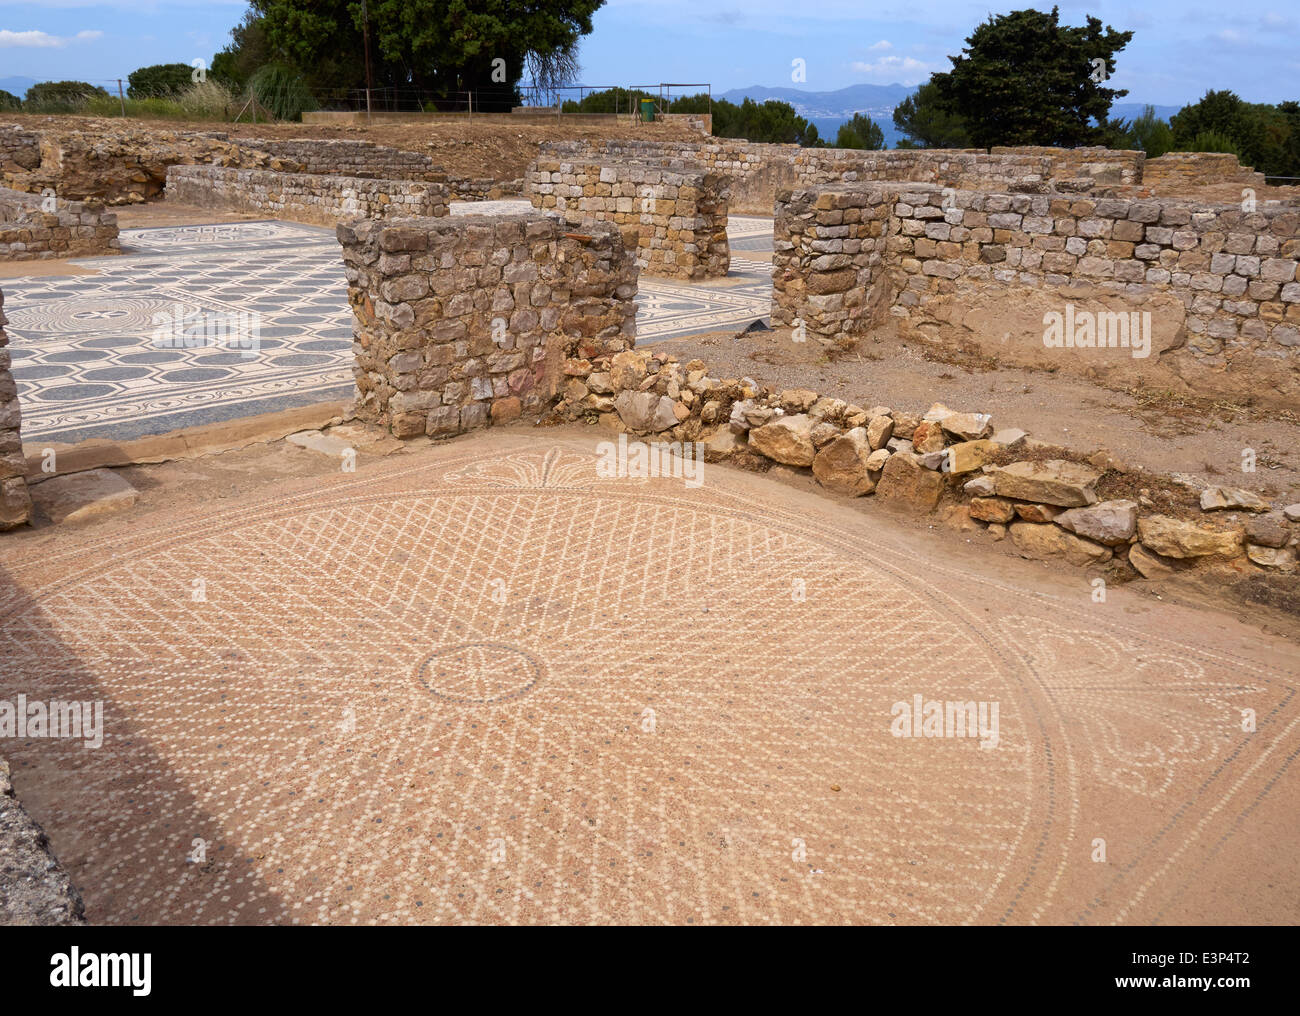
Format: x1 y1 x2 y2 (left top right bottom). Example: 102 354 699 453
8 114 703 183
662 324 1300 504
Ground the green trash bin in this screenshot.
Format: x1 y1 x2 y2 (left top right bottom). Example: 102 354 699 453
639 99 656 123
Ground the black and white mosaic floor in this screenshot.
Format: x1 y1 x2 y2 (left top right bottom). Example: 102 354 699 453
3 212 774 444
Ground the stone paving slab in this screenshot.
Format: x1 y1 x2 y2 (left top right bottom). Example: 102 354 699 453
1 432 1296 925
2 214 775 445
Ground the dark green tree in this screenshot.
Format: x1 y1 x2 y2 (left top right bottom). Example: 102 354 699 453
127 63 194 99
892 82 971 148
1125 105 1174 157
23 81 109 111
0 89 21 111
211 10 273 91
227 0 603 109
835 113 885 150
932 5 1132 147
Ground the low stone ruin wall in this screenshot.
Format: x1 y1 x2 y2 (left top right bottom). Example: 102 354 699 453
794 147 1146 194
338 213 637 438
0 125 41 173
166 165 450 226
771 187 893 346
1 122 297 204
989 146 1145 187
0 186 119 261
555 349 1297 588
0 287 32 530
1143 152 1267 193
525 158 729 279
539 139 796 214
235 137 442 181
774 182 1300 409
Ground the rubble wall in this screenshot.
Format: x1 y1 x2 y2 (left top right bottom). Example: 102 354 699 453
338 213 637 438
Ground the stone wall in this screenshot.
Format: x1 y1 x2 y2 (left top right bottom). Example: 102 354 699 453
338 214 637 438
0 186 119 261
771 186 895 347
526 158 729 279
773 181 1300 408
166 165 450 226
989 146 1145 187
1 122 297 204
1143 152 1267 193
0 125 41 173
538 139 796 214
235 137 440 180
0 287 32 530
794 147 1145 194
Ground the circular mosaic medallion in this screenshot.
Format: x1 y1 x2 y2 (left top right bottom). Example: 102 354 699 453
417 642 543 704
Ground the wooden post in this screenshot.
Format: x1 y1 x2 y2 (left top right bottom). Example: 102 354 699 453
117 80 126 117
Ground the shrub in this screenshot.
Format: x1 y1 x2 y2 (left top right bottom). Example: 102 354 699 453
248 63 317 122
127 63 194 99
23 81 109 113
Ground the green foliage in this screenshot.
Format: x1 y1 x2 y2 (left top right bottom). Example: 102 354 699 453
892 81 971 148
0 90 21 112
1187 130 1239 156
1124 105 1174 158
835 113 885 150
249 63 318 121
933 5 1132 147
231 0 603 109
1169 90 1300 176
23 81 110 113
127 63 194 99
555 89 822 145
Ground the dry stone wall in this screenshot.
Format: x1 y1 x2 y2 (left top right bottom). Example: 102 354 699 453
338 213 637 438
0 187 119 261
539 139 796 214
234 137 440 180
0 287 32 530
0 122 297 204
1143 153 1267 193
773 182 1300 408
166 165 450 226
526 158 730 279
771 187 894 347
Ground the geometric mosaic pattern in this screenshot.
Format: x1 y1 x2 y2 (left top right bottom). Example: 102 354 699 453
0 435 1295 925
2 215 775 444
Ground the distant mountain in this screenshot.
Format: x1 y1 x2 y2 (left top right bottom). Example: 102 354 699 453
0 76 39 99
717 85 1188 148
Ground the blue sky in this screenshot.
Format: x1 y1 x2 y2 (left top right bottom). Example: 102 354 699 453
1 0 1296 105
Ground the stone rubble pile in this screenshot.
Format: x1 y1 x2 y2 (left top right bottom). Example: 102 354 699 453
555 347 1298 578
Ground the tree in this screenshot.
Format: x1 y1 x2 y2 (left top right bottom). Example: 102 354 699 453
211 10 273 91
127 63 194 99
835 113 885 150
223 0 605 110
892 82 971 148
1125 105 1174 158
932 5 1132 148
23 81 110 111
0 89 21 112
1167 90 1300 174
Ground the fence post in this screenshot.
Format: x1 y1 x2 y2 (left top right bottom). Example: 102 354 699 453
117 80 126 117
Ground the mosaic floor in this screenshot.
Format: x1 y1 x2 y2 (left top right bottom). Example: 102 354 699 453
1 434 1296 924
2 212 775 444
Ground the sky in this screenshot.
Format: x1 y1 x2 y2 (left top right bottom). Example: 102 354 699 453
0 0 1296 106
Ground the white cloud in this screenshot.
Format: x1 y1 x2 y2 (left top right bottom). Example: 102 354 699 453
0 28 102 48
868 40 892 51
850 54 932 84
